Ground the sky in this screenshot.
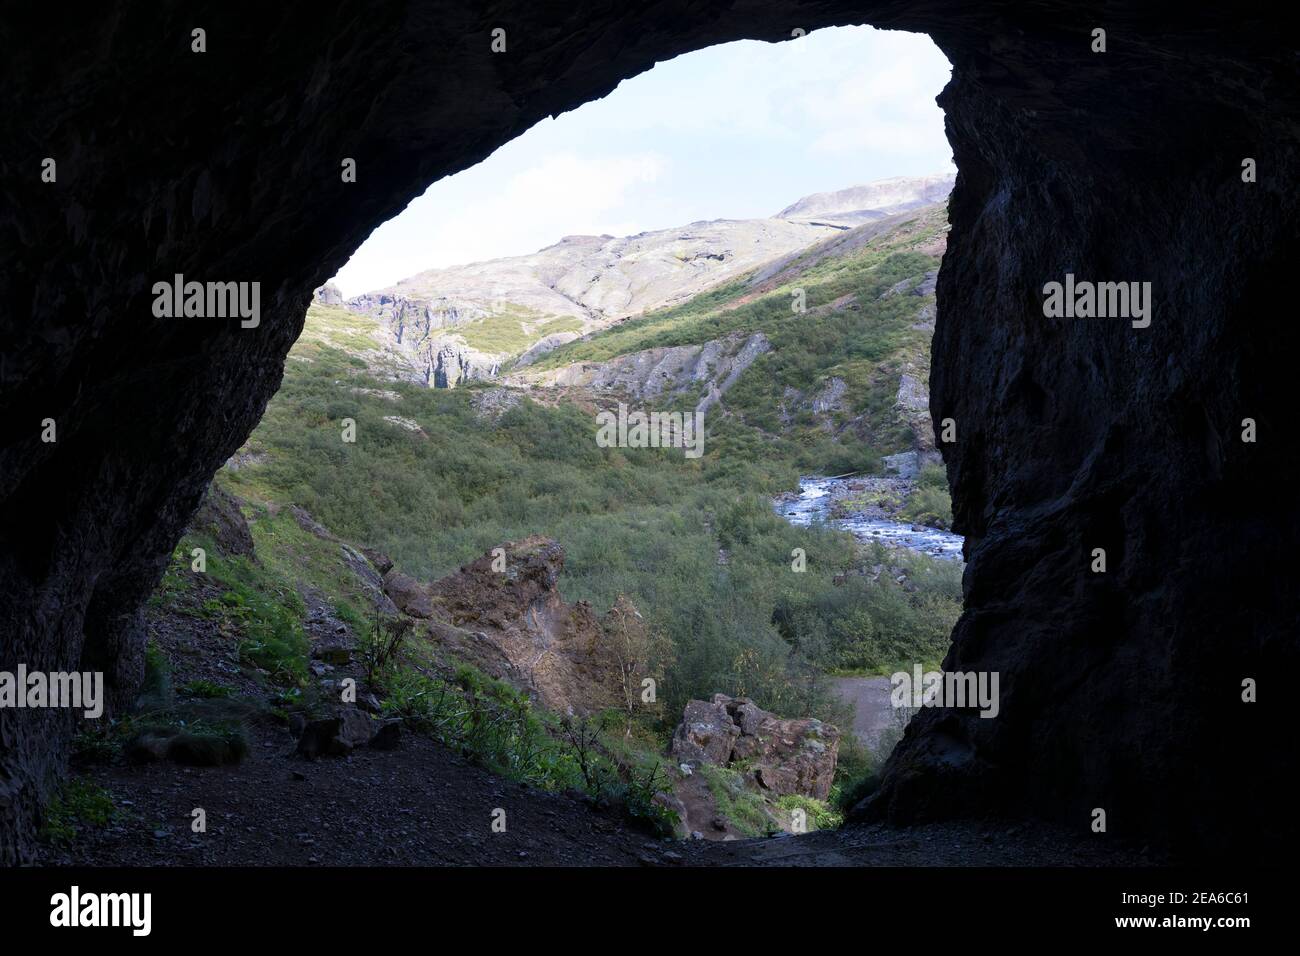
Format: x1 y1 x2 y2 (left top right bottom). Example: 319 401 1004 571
329 25 953 297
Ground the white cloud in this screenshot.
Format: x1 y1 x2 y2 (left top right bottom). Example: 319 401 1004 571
502 152 667 235
333 152 666 293
330 25 953 296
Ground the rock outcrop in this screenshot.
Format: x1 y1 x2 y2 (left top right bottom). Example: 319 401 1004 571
777 173 955 226
187 484 255 559
672 694 841 802
1 3 1295 862
382 537 628 717
513 332 771 411
312 283 345 306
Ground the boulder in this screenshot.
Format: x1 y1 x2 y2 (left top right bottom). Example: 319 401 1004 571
423 537 625 716
382 569 434 618
361 547 395 575
669 694 841 801
671 698 741 766
296 708 377 758
187 483 255 557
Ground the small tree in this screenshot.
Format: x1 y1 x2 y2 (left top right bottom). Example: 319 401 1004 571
359 602 412 684
558 715 607 792
605 596 674 738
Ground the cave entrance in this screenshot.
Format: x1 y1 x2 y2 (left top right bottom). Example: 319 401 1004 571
199 25 961 840
8 1 1285 869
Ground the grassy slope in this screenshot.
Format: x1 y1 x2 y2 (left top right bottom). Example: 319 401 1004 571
530 203 948 476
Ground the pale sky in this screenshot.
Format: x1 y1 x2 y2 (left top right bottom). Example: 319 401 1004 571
330 25 953 297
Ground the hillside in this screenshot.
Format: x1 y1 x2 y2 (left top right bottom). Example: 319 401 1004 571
329 174 952 388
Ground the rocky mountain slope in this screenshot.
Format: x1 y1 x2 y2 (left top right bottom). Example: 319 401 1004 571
327 175 952 388
776 173 955 226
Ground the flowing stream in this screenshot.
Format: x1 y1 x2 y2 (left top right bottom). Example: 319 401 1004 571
775 475 965 561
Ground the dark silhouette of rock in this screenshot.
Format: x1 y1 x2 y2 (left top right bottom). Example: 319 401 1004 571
0 2 1295 862
296 708 377 759
187 484 255 558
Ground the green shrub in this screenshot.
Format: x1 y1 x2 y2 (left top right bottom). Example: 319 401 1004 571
776 794 843 830
40 779 116 846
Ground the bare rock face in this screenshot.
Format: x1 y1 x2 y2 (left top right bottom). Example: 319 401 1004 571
777 173 955 226
420 537 625 717
349 218 834 387
1 3 1295 861
381 570 434 619
672 699 743 766
514 331 771 410
312 283 344 306
671 695 841 802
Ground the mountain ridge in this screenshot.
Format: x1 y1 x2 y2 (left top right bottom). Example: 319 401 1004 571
320 174 953 387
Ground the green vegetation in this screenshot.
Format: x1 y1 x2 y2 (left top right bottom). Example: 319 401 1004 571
699 763 776 837
532 206 948 471
40 778 117 846
776 793 843 831
455 308 586 356
180 679 236 699
172 203 960 835
776 541 962 675
900 463 954 529
294 303 387 356
372 648 677 836
220 209 959 730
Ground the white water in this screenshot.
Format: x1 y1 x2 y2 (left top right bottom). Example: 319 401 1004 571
776 476 964 561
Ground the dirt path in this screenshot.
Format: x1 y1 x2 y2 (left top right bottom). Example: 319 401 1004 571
36 719 1148 867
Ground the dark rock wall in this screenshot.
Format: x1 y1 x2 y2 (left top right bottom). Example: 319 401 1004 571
869 8 1300 860
1 1 1294 862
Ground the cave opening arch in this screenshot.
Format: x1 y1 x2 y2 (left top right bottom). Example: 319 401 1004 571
1 2 1295 864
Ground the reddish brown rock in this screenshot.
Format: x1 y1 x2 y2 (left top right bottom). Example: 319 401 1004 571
670 694 841 801
422 537 624 716
382 569 434 619
671 698 742 766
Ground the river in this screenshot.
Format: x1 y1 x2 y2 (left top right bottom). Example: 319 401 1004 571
774 475 964 561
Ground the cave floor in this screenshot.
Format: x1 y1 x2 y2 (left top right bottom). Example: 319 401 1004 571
35 718 1151 867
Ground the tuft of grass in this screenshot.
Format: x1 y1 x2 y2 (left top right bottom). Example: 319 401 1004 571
776 793 843 830
899 462 953 529
699 764 776 837
40 778 117 846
